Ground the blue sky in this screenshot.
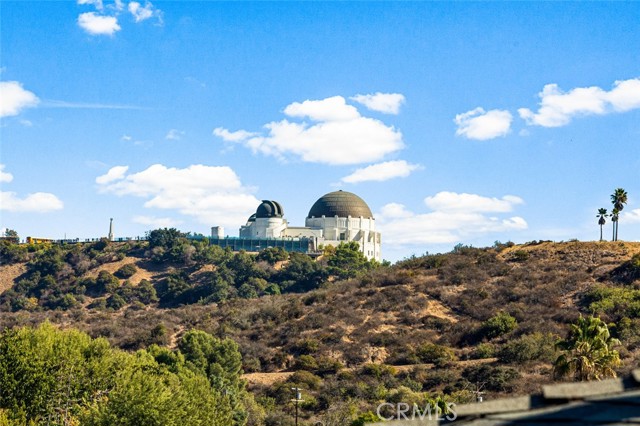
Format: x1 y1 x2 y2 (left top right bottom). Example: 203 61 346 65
1 1 639 261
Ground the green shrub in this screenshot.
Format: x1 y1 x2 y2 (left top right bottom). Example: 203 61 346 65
106 294 126 310
415 342 457 366
462 365 520 392
497 332 556 363
480 311 518 340
361 363 397 379
472 343 496 359
295 355 319 371
115 263 137 279
288 370 323 390
512 250 529 262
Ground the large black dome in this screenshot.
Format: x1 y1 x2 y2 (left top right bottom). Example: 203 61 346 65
307 191 373 219
256 200 284 218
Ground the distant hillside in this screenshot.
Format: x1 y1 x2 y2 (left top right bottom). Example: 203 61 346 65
2 238 640 424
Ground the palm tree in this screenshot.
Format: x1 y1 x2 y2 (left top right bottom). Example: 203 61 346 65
611 188 628 241
611 209 619 242
553 315 621 381
597 208 608 242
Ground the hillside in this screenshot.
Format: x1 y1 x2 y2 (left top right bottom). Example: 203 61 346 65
2 238 640 424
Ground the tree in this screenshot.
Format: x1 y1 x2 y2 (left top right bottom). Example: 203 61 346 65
0 322 236 425
178 330 248 425
597 208 608 242
3 228 18 242
553 315 621 381
146 228 192 264
610 188 628 241
611 209 619 242
327 242 371 279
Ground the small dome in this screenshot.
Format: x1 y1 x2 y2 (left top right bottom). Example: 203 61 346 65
307 190 373 219
256 200 284 218
246 213 256 223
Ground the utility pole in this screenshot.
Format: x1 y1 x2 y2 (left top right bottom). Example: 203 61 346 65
291 387 304 426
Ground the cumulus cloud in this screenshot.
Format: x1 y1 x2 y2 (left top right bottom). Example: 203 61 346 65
96 164 260 228
341 160 421 184
0 165 14 183
424 192 524 213
133 215 182 228
454 108 513 140
518 78 640 127
214 95 404 165
377 191 527 246
165 129 185 140
0 81 40 118
1 192 64 213
350 93 405 114
77 0 161 36
77 12 120 35
128 1 162 23
623 209 640 224
95 165 129 184
0 165 63 213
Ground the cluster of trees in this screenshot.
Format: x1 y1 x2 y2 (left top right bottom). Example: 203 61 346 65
0 323 255 425
0 240 134 311
0 229 380 312
146 229 379 306
597 188 628 241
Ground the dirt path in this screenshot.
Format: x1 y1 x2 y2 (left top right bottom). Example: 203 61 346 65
243 371 295 387
242 358 498 387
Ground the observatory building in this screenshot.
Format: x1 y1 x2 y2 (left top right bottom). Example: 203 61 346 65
211 190 381 261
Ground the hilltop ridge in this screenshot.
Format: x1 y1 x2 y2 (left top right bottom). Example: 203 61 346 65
2 239 640 423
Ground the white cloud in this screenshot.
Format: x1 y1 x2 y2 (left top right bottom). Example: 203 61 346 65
133 215 182 228
214 95 404 165
77 12 120 35
1 192 64 213
128 1 161 23
166 129 185 140
77 0 103 10
377 191 527 246
518 78 640 127
379 202 413 219
96 164 260 228
121 134 132 141
0 165 14 183
454 107 513 140
341 160 421 184
607 78 640 112
350 92 405 114
95 165 129 184
0 81 40 118
424 192 523 213
623 209 640 224
213 128 257 142
0 164 13 182
0 165 63 212
284 96 360 121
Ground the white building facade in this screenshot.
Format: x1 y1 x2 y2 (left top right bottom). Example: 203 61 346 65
235 191 381 261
